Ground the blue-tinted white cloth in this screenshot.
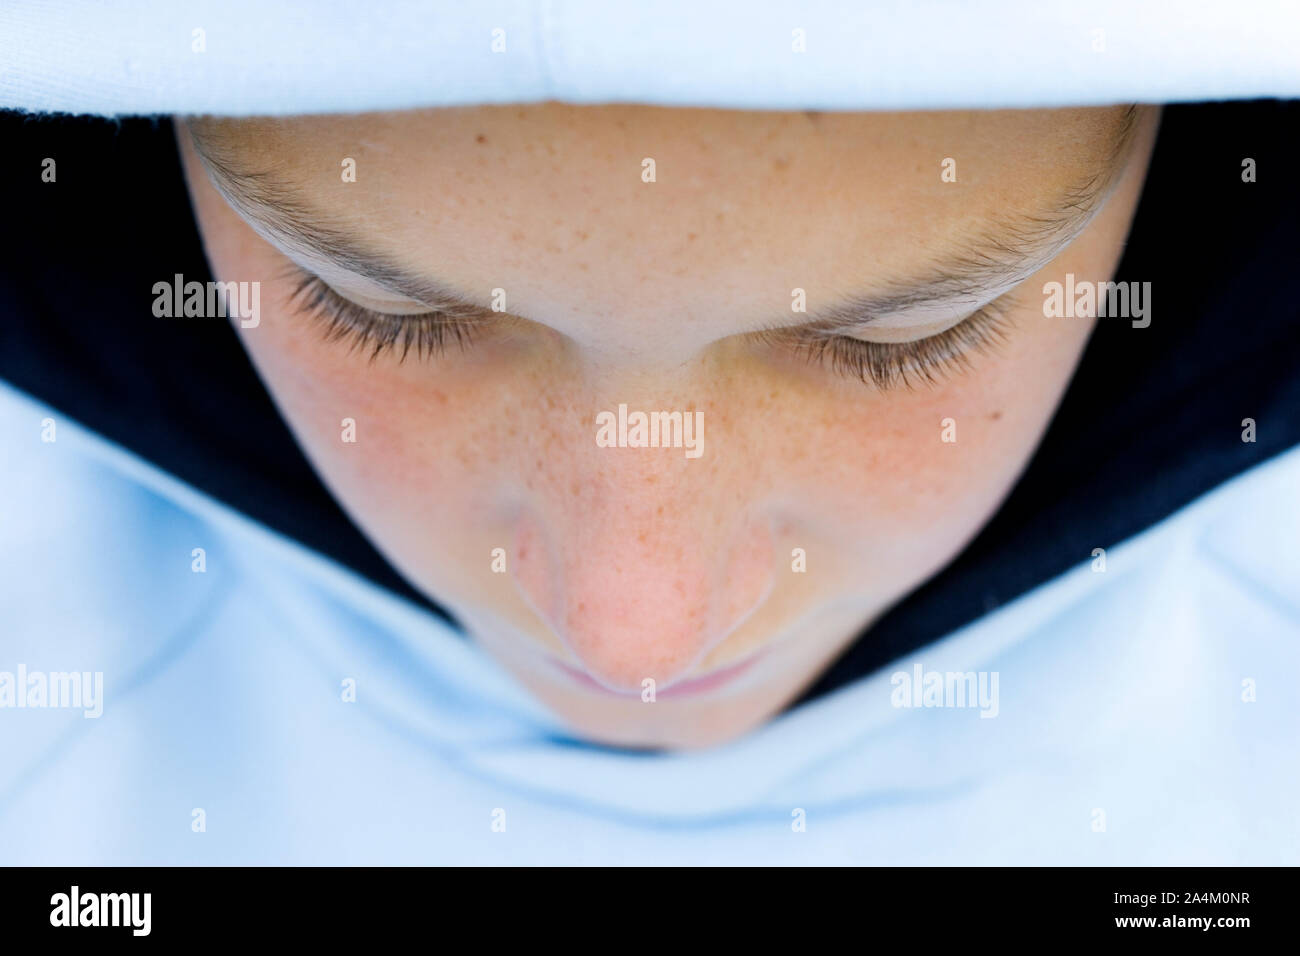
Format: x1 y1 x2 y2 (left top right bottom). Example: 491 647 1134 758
2 1 1300 117
0 379 1296 864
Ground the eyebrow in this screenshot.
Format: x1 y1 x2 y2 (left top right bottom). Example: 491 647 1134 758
187 105 1140 333
187 127 487 315
787 104 1142 337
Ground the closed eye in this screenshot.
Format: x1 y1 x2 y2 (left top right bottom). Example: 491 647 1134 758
285 267 493 362
758 294 1017 390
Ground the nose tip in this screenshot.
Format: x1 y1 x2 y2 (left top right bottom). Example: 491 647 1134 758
512 508 773 693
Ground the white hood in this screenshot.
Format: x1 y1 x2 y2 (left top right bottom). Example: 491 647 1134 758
2 0 1299 117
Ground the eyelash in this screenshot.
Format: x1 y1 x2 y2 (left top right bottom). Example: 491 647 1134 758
288 270 1012 390
771 298 1014 390
288 272 486 361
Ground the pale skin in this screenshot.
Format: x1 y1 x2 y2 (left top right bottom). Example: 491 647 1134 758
177 104 1160 749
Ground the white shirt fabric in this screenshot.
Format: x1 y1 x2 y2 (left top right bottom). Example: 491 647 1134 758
2 0 1299 117
1 379 1296 864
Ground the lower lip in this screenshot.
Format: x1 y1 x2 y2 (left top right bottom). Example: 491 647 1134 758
552 652 763 699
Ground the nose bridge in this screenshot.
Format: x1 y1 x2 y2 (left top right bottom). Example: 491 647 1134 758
510 397 774 690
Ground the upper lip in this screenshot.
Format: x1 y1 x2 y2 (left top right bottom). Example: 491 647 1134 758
551 649 763 698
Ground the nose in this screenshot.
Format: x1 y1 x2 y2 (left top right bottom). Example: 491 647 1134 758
511 471 775 694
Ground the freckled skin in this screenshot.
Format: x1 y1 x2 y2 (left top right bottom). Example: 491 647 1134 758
178 105 1159 749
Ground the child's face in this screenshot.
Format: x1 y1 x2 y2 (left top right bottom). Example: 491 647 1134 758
179 104 1158 748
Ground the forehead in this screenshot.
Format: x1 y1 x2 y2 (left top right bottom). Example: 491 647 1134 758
189 105 1136 341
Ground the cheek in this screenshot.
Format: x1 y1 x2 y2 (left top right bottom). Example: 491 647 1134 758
232 297 538 586
795 309 1092 592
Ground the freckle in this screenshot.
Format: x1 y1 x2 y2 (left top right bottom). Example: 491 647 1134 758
687 232 698 242
988 410 1003 421
772 157 789 171
574 230 589 242
511 230 526 242
475 133 487 144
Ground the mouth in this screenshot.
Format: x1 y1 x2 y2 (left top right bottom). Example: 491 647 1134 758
551 651 764 699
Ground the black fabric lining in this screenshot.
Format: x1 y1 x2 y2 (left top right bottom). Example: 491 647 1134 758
0 103 1296 706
